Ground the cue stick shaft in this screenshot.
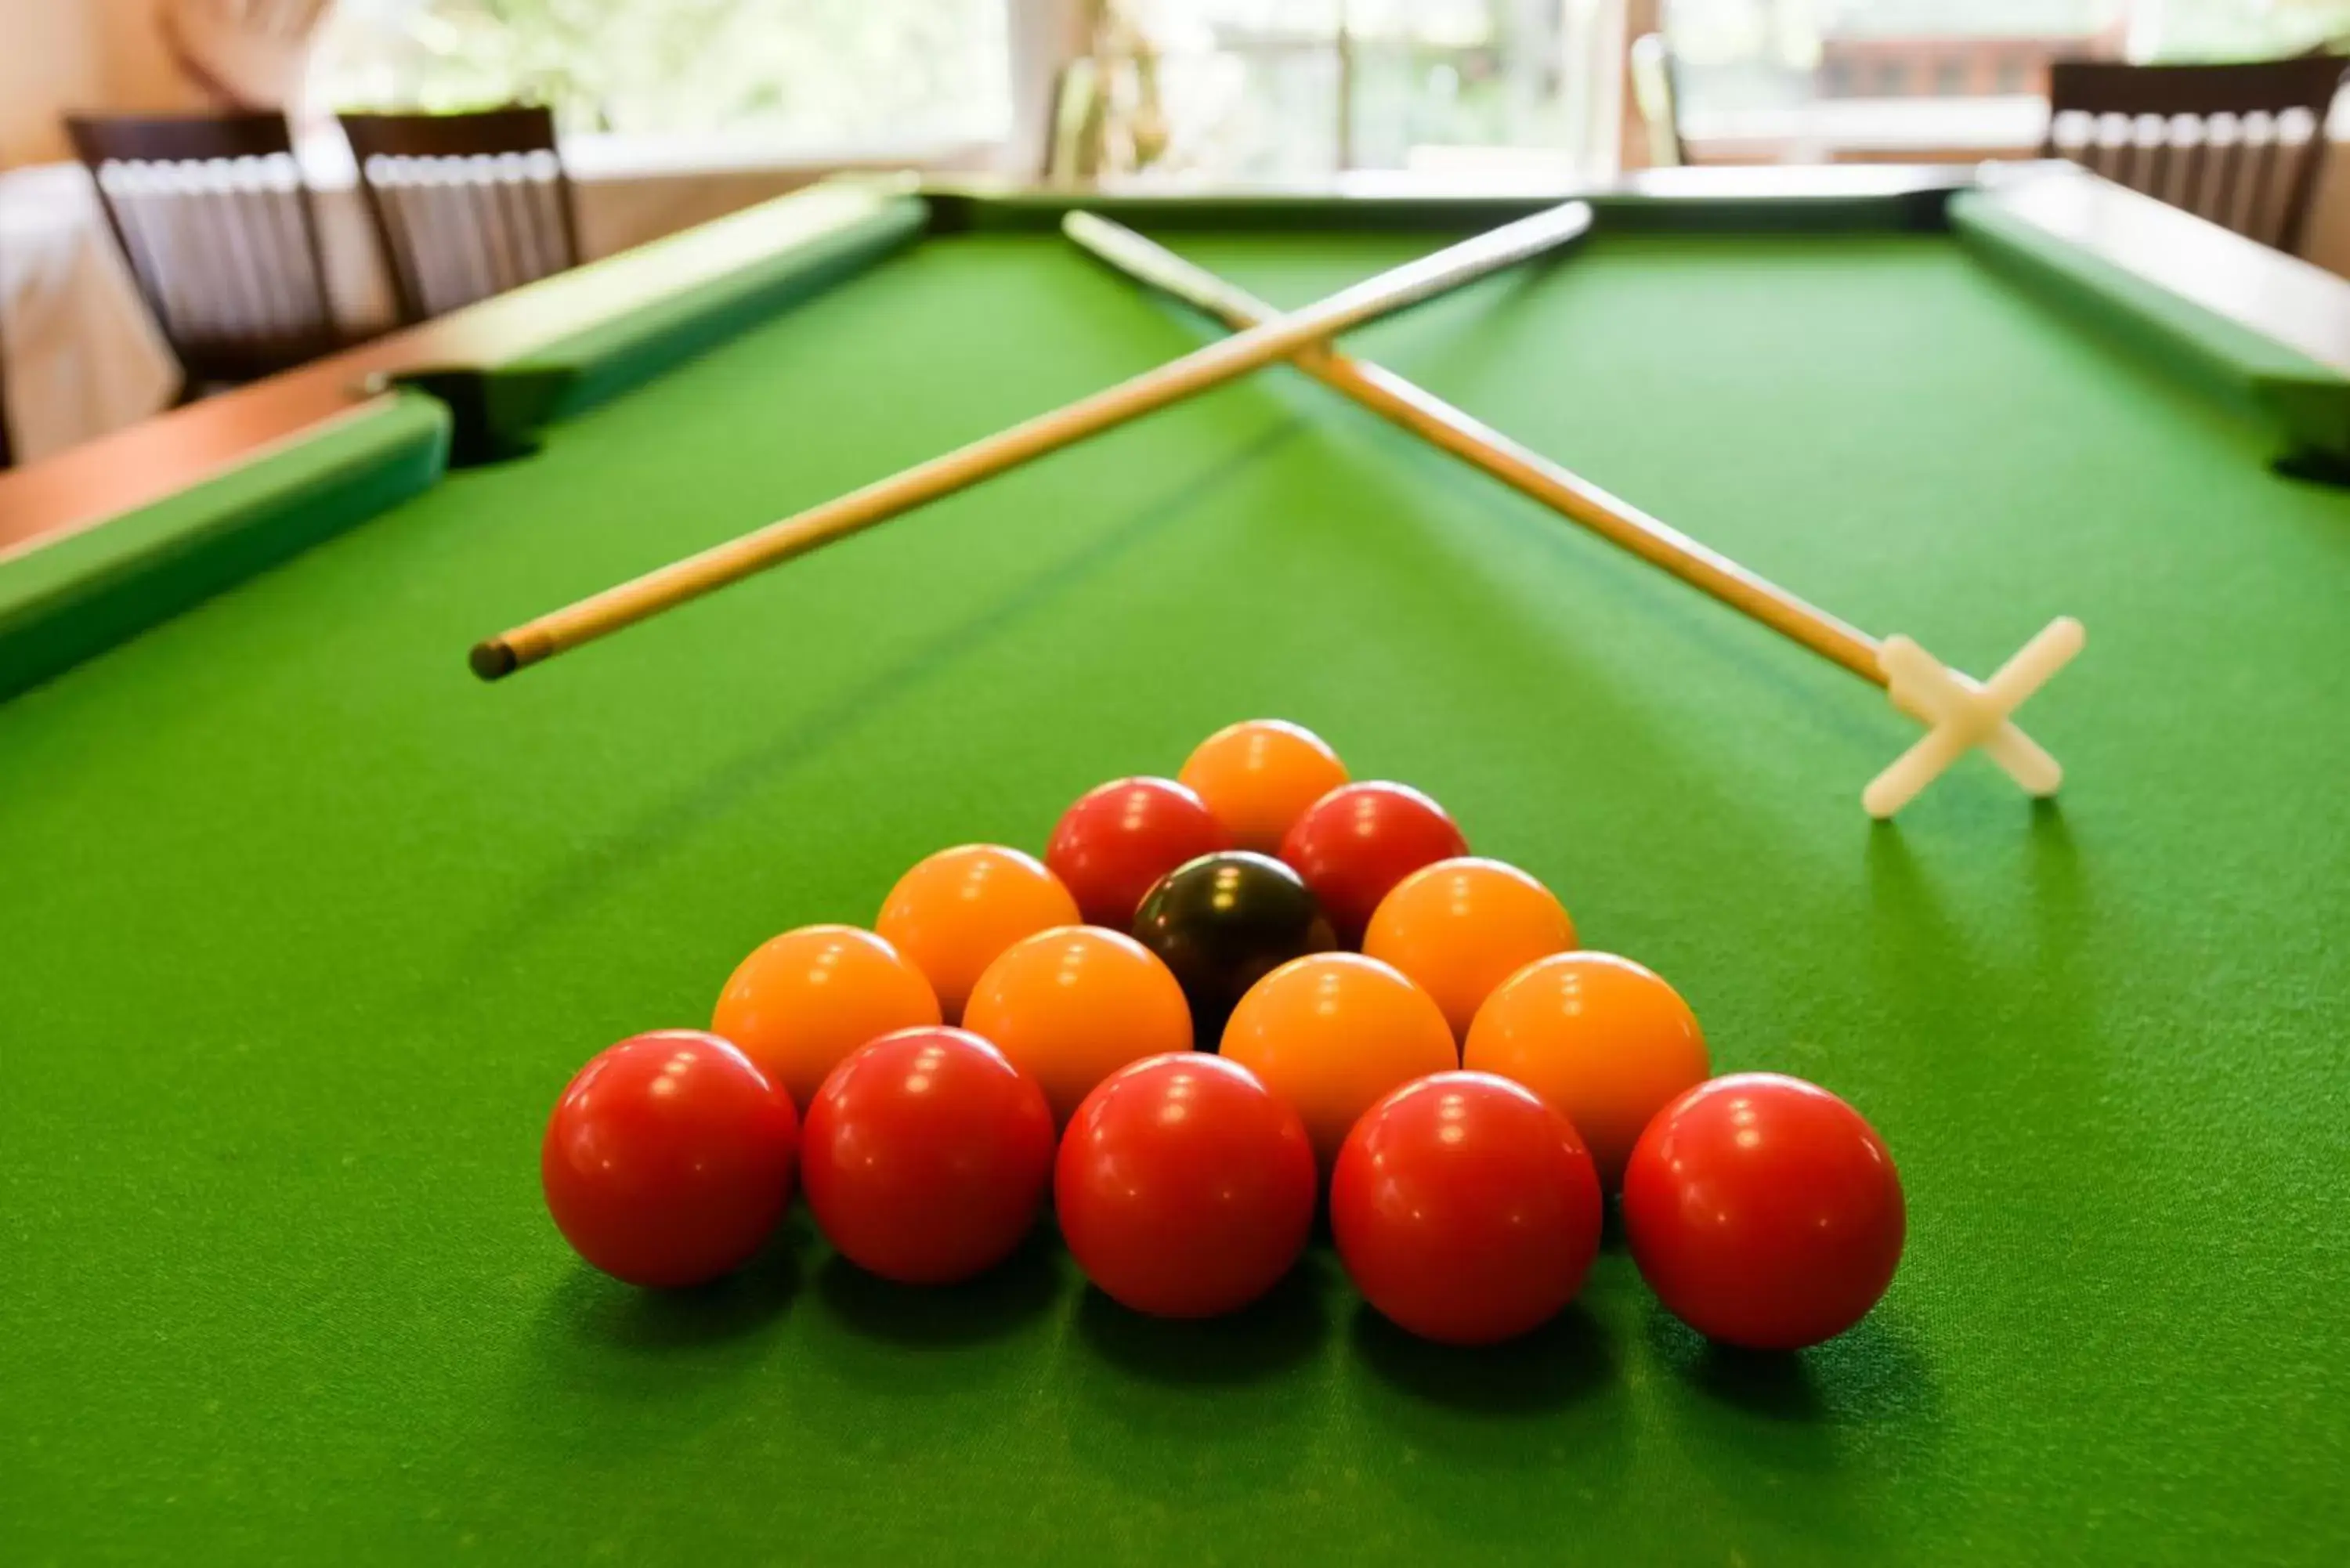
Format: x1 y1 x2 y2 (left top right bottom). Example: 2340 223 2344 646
1062 211 1887 689
472 201 1596 680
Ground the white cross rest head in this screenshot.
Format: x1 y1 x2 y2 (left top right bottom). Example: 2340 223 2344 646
1862 617 2086 819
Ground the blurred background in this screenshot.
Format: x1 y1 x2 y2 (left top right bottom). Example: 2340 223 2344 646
2 1 2345 467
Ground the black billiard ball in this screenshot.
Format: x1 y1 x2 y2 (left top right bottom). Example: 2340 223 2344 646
1132 851 1336 1039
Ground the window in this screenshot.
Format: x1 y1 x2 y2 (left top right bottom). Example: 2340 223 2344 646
309 0 1011 146
1086 2 1618 182
1667 0 2350 137
308 0 2350 179
2154 0 2350 56
316 2 1618 181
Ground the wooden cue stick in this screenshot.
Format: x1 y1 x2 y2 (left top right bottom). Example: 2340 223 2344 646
470 201 1596 680
1062 211 1887 688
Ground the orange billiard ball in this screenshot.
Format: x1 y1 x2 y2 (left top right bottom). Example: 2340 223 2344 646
1219 952 1457 1173
1463 952 1708 1190
876 844 1081 1022
711 925 941 1108
1362 857 1577 1038
962 925 1194 1125
1178 719 1350 854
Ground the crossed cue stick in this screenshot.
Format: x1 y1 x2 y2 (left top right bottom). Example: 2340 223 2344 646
1063 213 2084 821
474 197 2081 819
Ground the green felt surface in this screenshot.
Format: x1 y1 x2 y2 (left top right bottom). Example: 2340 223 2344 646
1950 190 2350 464
0 393 450 701
522 192 927 424
5 224 2349 1566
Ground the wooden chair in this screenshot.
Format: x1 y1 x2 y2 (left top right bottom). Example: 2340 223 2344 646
337 107 580 326
0 287 13 468
1629 33 1689 168
65 112 339 388
2044 56 2346 255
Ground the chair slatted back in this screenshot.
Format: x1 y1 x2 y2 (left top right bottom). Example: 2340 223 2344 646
0 332 13 469
2044 57 2345 253
338 107 580 325
65 113 339 385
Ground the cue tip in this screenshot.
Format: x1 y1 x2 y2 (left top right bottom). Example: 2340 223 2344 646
469 638 519 681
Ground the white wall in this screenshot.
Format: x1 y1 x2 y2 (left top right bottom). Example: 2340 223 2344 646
0 0 209 166
98 0 210 117
0 0 108 164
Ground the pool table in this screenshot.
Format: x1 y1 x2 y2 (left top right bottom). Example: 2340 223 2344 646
4 164 2348 1566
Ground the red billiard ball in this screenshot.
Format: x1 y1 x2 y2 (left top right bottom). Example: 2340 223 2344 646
541 1031 799 1289
801 1027 1056 1284
1622 1073 1905 1351
1056 1053 1316 1318
1278 781 1469 947
1331 1071 1601 1346
1047 776 1231 929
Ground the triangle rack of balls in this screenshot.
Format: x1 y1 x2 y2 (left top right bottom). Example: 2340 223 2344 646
541 720 1906 1353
